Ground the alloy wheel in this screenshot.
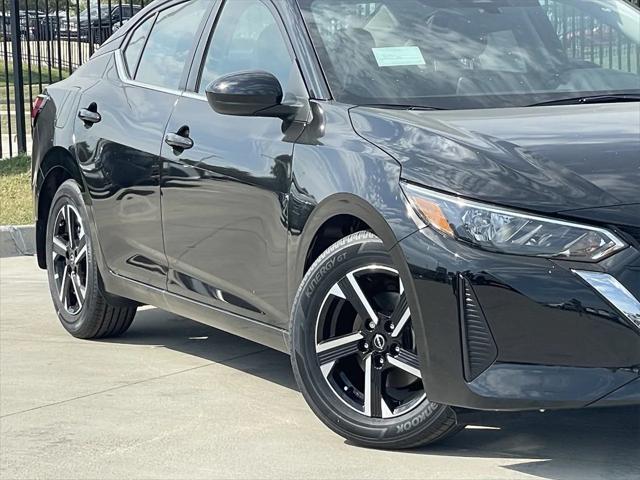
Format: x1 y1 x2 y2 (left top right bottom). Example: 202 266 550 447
315 265 426 419
51 204 88 315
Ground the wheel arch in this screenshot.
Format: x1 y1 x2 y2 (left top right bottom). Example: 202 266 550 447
291 193 408 304
288 194 425 365
35 147 87 269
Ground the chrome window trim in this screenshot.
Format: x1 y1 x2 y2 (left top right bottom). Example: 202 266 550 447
121 10 159 79
114 49 184 96
573 270 640 330
182 91 207 102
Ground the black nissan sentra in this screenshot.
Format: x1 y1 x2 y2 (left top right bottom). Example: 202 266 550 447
32 0 640 448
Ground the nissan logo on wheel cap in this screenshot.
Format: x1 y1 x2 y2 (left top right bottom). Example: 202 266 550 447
373 334 386 351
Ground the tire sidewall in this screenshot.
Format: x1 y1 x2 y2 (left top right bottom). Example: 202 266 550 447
290 232 453 447
45 180 99 336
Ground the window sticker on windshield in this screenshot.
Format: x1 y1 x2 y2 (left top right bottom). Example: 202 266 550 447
372 46 425 67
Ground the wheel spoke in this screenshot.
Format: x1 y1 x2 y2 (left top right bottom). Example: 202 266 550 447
327 282 346 299
65 206 75 249
388 349 422 378
390 295 411 338
71 273 85 308
317 332 363 366
339 273 378 325
364 356 384 418
381 397 394 418
59 266 70 307
75 235 88 264
52 236 68 259
319 361 336 378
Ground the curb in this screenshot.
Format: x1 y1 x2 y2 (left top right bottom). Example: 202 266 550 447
0 225 36 258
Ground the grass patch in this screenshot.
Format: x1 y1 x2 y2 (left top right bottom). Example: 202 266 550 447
0 154 33 225
0 58 70 88
0 59 70 109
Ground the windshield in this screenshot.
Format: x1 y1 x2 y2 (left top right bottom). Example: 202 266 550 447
298 0 640 109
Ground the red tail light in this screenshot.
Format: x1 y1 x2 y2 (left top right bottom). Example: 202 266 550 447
31 94 49 124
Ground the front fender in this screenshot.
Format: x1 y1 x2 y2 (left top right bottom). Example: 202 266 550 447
287 101 422 308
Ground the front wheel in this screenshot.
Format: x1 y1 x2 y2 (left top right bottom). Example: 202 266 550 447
290 232 460 449
45 180 137 339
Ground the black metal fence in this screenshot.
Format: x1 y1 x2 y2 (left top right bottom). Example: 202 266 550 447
0 0 639 158
1 0 147 157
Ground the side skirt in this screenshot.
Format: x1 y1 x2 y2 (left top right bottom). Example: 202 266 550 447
103 270 289 354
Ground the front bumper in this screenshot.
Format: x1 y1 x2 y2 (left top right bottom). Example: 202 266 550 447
394 227 640 410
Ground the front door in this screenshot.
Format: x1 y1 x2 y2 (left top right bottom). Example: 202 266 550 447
160 0 306 327
74 0 211 288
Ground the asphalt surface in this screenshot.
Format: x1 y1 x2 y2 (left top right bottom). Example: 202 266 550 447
1 256 639 479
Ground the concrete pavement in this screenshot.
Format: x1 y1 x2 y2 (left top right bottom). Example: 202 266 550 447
0 225 35 258
1 256 638 479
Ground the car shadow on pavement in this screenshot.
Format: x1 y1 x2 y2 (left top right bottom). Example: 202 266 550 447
419 405 640 480
108 308 639 480
100 306 299 391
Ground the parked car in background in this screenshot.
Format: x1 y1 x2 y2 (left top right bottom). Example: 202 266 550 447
31 0 640 450
18 10 41 35
32 11 68 40
63 4 142 43
1 10 46 39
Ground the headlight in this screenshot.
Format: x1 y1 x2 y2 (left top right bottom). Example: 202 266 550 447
402 183 627 262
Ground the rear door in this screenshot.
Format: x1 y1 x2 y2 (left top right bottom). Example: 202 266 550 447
74 0 211 288
159 0 308 327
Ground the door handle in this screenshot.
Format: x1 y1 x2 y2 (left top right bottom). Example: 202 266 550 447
165 128 194 151
78 105 101 125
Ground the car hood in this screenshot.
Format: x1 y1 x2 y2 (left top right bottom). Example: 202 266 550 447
561 204 640 232
350 103 640 213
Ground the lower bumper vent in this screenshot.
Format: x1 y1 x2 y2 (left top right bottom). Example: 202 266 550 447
459 276 498 382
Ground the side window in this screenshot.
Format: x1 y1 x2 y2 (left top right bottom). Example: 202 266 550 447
198 0 293 93
135 0 209 89
123 15 154 77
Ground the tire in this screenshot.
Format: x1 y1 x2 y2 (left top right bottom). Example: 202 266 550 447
45 180 137 339
290 231 459 449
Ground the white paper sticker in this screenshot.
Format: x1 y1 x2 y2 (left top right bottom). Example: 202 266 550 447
372 46 426 67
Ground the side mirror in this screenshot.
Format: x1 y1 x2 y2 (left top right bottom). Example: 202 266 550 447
205 71 289 117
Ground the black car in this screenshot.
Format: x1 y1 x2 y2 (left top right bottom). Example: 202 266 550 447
62 4 142 43
32 11 67 41
1 10 45 40
32 0 640 449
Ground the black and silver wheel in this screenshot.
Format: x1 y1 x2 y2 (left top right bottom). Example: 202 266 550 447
50 203 88 315
45 180 137 339
291 232 459 449
315 263 426 419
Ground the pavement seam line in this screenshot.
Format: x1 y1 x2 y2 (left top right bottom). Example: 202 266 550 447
0 347 269 419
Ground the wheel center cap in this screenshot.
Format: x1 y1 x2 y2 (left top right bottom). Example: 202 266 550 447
372 334 387 352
